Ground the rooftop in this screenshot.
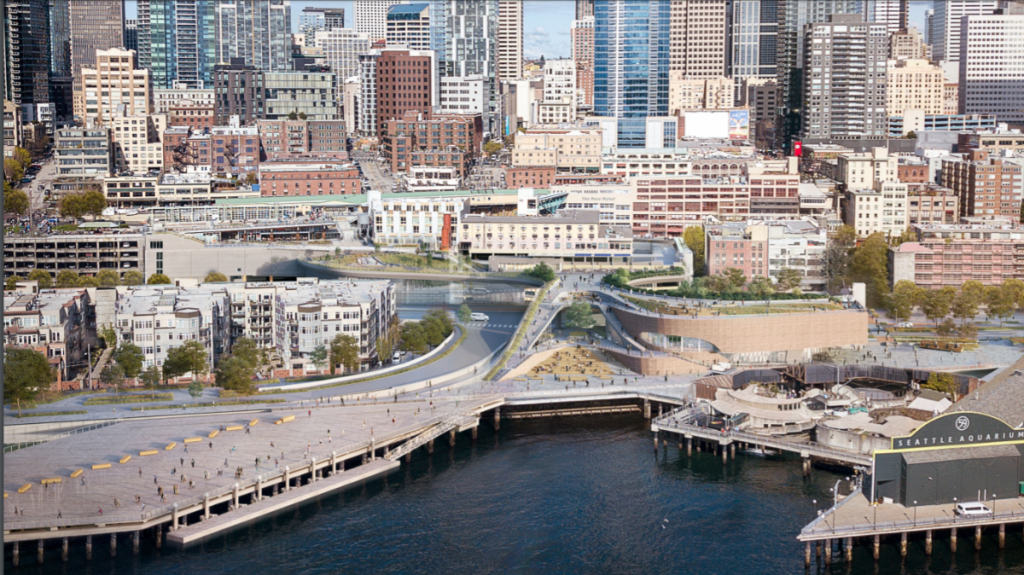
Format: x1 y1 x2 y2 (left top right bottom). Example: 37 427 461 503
461 209 602 225
258 163 357 173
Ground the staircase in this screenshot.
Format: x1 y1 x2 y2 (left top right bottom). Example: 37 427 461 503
385 412 477 461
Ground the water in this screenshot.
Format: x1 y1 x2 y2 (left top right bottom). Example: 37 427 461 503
13 416 1024 574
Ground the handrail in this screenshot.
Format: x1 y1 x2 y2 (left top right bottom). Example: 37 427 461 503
4 418 124 453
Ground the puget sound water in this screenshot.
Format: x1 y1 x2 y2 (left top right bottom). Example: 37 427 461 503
14 415 1024 574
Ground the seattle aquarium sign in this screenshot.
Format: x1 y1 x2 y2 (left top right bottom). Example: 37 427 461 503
890 411 1024 450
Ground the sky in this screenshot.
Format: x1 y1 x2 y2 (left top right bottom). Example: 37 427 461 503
126 1 933 62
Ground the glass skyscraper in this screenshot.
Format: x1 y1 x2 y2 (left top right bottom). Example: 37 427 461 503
430 0 499 133
139 0 217 89
214 0 292 73
4 0 52 106
593 0 670 148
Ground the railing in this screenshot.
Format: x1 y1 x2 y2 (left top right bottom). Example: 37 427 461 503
4 418 124 453
800 501 1024 540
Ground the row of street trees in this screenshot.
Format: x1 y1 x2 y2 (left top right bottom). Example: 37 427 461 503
887 278 1024 338
3 270 171 290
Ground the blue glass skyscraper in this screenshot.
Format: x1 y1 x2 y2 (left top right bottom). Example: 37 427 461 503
593 0 670 148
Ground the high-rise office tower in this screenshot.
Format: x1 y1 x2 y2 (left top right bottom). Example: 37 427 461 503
387 3 430 51
497 0 523 82
125 19 138 53
214 0 292 72
865 0 908 33
430 0 499 132
355 0 404 41
800 15 888 141
69 0 125 77
776 0 862 145
4 0 52 106
375 48 434 138
138 0 217 89
668 0 727 78
726 1 778 82
958 13 1024 123
930 1 998 62
323 8 347 30
315 29 372 80
576 0 594 19
571 16 595 108
49 0 71 76
593 0 671 148
299 6 326 38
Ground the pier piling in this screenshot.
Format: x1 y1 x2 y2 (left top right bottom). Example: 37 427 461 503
643 400 650 419
204 493 211 519
86 535 92 560
824 539 832 564
926 529 932 555
449 430 456 447
405 451 412 463
110 533 117 558
844 537 852 562
155 525 162 549
730 443 735 459
654 432 659 451
62 538 68 562
1000 523 1006 549
38 539 44 565
471 426 478 441
802 456 810 477
133 531 140 556
233 484 240 507
873 534 879 560
428 439 434 454
494 409 501 431
951 527 957 552
721 444 727 464
900 532 907 557
816 541 821 558
283 468 291 492
686 437 692 456
975 526 982 550
12 542 18 567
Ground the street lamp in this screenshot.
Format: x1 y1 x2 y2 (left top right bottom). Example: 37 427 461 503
913 501 917 526
953 497 958 522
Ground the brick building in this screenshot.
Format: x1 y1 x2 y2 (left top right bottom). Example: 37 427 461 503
705 219 828 291
169 103 215 131
211 124 260 175
506 166 556 188
941 150 1024 218
907 184 959 226
257 119 348 160
898 162 930 183
259 162 361 196
890 223 1024 289
213 58 264 125
374 48 434 140
162 126 213 173
380 110 482 176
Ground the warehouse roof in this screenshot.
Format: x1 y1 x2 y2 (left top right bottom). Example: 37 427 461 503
902 444 1020 464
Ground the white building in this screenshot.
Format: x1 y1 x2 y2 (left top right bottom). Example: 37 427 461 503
844 181 909 238
354 0 404 41
401 166 461 192
542 58 577 118
76 48 152 128
958 14 1024 124
110 111 167 174
497 0 523 82
929 0 998 62
315 29 372 80
557 183 634 226
358 51 380 136
369 191 465 249
439 75 486 115
386 2 431 51
153 82 215 114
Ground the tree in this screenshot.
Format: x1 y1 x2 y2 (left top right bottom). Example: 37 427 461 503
55 270 80 288
215 355 256 394
77 276 99 288
891 228 917 247
4 348 52 415
59 194 84 220
824 225 857 291
848 232 889 308
775 268 802 292
188 379 204 403
99 362 125 394
563 301 596 329
96 269 121 287
12 147 31 169
163 340 209 384
375 336 394 367
80 190 107 219
204 271 228 283
288 111 299 120
683 225 706 276
962 280 986 302
936 318 956 337
98 324 118 350
421 308 453 346
4 188 29 215
298 112 307 120
747 276 774 298
140 365 162 388
25 129 50 160
887 280 924 323
242 172 258 186
722 267 747 291
231 338 268 372
147 273 172 285
27 269 52 288
309 344 329 372
113 342 145 381
457 303 473 323
484 140 503 156
951 289 982 327
122 270 145 286
524 262 556 282
921 287 956 325
923 372 957 398
5 275 22 290
906 130 918 140
398 322 428 354
985 284 1016 326
330 334 360 373
4 158 25 183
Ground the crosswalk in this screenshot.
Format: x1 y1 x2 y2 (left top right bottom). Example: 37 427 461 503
467 322 518 329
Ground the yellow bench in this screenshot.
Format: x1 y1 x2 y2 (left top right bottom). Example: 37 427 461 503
70 469 84 478
139 450 158 456
18 484 31 494
165 442 177 451
208 430 219 439
274 415 295 425
119 455 131 464
226 425 243 431
41 478 61 485
92 463 111 470
249 419 259 427
3 492 7 498
183 437 202 444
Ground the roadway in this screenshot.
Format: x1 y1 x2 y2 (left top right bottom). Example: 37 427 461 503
351 150 394 192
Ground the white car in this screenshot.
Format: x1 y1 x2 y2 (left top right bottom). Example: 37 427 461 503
897 322 913 328
955 502 992 517
470 312 489 322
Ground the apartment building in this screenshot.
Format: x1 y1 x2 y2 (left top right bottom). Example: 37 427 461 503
829 148 898 191
75 48 152 128
668 0 728 78
3 233 145 281
668 75 735 114
886 59 945 117
162 127 213 173
571 17 595 108
401 167 461 193
110 111 167 174
374 48 435 140
153 84 215 114
439 76 485 116
705 219 828 291
4 100 22 156
263 70 339 122
258 162 361 197
512 128 602 171
3 289 90 385
210 123 260 175
890 223 1024 289
559 183 634 227
380 110 482 176
458 210 633 269
257 119 348 160
169 102 215 132
941 150 1024 219
386 3 430 51
369 194 464 250
957 14 1024 123
906 184 959 226
53 127 112 198
958 131 1024 156
843 181 909 238
213 59 264 125
889 28 932 61
506 166 556 188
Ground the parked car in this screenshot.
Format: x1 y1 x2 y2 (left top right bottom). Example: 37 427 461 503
470 312 489 322
955 502 992 517
897 322 913 328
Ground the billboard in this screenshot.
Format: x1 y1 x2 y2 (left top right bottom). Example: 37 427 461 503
793 141 803 156
683 111 730 139
728 110 750 140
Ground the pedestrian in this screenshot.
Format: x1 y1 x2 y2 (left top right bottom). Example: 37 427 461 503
181 457 184 466
139 467 143 477
98 507 103 515
308 410 312 417
192 458 195 468
57 510 62 518
209 442 213 450
141 503 146 513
